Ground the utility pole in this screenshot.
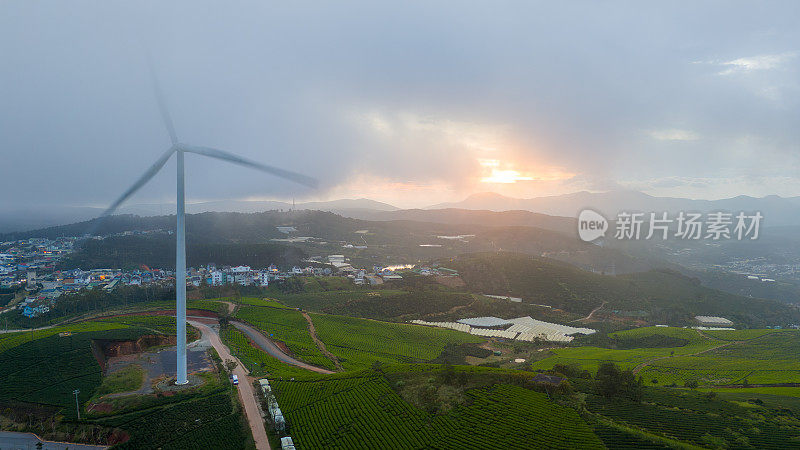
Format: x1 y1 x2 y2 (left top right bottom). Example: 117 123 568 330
73 389 81 420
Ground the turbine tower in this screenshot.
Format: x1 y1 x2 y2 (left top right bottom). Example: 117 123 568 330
96 72 317 385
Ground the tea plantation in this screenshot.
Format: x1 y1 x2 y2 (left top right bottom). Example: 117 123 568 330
272 371 604 449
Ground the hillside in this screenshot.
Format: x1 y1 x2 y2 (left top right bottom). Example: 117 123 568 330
447 252 800 326
30 210 637 272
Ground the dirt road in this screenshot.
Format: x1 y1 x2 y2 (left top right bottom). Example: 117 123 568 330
232 321 334 374
572 301 607 323
301 311 343 371
188 320 270 450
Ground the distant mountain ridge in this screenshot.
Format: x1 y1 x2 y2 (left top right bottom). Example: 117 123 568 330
429 191 800 226
0 198 398 234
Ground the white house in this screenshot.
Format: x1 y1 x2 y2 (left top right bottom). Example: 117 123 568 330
234 273 251 286
210 270 224 286
257 271 270 287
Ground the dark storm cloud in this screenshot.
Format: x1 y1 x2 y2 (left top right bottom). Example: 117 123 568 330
0 1 798 210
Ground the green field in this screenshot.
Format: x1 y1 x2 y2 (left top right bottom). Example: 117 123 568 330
533 327 800 387
0 324 152 414
93 388 250 450
0 316 252 449
310 313 484 370
273 371 604 449
94 314 183 335
94 364 145 397
235 305 335 370
585 386 800 448
220 325 310 379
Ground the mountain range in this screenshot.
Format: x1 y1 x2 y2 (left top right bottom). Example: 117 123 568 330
4 190 800 234
428 191 800 226
0 198 397 233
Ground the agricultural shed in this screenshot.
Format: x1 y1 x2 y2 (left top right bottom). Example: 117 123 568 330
457 317 513 328
694 315 734 326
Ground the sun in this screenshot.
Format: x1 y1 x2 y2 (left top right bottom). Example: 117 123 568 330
478 159 534 184
481 169 534 184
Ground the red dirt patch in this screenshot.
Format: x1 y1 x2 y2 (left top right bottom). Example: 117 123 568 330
274 340 293 356
435 275 465 288
87 402 114 414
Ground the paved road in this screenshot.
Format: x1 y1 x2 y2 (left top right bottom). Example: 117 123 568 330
0 324 55 334
231 321 335 374
0 431 108 449
188 320 270 450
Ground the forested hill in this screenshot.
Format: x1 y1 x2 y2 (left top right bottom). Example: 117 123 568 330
447 252 800 327
8 209 665 275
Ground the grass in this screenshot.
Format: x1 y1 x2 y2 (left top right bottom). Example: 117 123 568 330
533 327 800 387
700 386 800 397
219 326 310 379
701 328 785 341
234 305 335 370
310 313 484 371
94 364 145 397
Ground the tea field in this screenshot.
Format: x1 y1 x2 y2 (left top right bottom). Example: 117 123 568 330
234 305 335 370
533 326 800 387
272 371 604 449
309 313 484 370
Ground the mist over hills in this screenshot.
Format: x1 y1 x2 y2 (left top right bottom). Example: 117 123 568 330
6 189 800 234
0 198 398 233
429 191 800 226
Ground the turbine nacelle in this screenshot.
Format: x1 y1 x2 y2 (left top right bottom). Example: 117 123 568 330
96 143 317 222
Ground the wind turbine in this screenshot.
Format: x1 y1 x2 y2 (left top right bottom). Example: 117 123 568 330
96 71 317 385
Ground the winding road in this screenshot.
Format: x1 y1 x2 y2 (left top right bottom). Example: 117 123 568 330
232 321 334 374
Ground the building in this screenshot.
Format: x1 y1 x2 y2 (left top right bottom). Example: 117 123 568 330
210 270 224 286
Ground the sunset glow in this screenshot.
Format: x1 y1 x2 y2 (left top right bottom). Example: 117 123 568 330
481 169 534 184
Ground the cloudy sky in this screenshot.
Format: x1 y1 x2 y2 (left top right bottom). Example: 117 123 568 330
1 1 798 210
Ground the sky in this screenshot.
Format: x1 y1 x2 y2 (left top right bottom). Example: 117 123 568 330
0 1 798 210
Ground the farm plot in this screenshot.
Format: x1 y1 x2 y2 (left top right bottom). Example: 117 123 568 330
309 314 484 370
94 390 249 449
585 390 800 448
94 315 182 335
531 326 787 384
235 305 335 370
220 326 309 379
227 297 293 309
0 321 130 354
0 325 152 415
273 375 603 449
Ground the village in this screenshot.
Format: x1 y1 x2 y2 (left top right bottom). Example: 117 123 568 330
0 234 455 319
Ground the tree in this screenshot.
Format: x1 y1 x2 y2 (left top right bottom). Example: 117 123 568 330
594 362 642 401
225 359 238 373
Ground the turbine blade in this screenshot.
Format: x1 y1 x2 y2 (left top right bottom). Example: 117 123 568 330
98 146 177 219
146 53 178 145
180 144 318 188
